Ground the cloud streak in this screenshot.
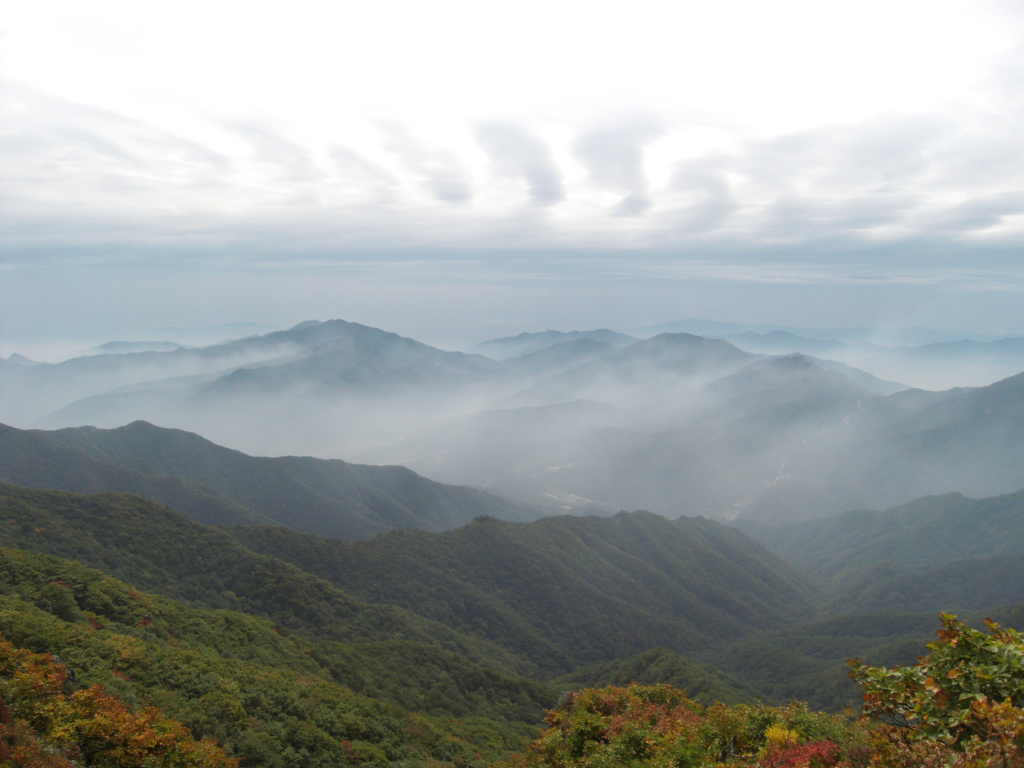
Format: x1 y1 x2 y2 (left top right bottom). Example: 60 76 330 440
377 122 473 204
573 117 664 216
474 122 564 205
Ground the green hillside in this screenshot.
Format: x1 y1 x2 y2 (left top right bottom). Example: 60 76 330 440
0 422 267 527
550 648 760 706
742 487 1024 612
0 547 541 766
229 511 817 671
22 420 540 539
0 481 534 677
6 474 1024 763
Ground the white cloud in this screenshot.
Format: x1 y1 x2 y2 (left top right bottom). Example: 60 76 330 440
474 122 564 206
2 0 1024 344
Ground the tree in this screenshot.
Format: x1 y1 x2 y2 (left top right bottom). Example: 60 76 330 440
0 635 239 768
849 613 1024 767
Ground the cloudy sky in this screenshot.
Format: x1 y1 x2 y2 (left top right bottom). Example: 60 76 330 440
2 0 1023 356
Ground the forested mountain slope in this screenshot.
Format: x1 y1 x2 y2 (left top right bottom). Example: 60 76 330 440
229 511 817 671
0 547 549 766
739 487 1024 613
0 420 540 539
0 422 271 527
0 481 533 677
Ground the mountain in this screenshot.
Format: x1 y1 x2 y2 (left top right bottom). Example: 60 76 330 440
904 336 1024 362
1 320 355 425
358 351 883 520
25 320 511 456
8 317 1022 525
807 370 1024 509
551 647 760 706
3 319 503 429
5 472 1023 736
0 421 541 539
740 487 1024 613
0 547 549 766
0 421 268 527
502 338 619 377
0 479 828 710
720 330 848 357
228 510 818 672
84 340 187 354
489 332 759 414
0 481 534 677
822 335 1024 390
473 329 636 360
633 319 997 346
195 320 503 398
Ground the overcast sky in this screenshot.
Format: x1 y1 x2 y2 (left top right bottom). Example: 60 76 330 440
2 0 1023 357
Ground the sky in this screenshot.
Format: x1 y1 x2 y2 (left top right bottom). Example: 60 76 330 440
2 0 1023 358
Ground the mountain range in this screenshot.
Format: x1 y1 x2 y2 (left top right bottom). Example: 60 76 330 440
2 315 1023 765
0 420 539 539
4 318 1024 524
739 487 1024 614
3 472 1022 745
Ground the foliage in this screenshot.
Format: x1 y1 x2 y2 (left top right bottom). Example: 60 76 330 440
230 509 817 673
495 684 868 768
497 617 1024 767
0 481 533 677
0 635 237 767
552 647 760 707
0 547 544 766
849 613 1024 766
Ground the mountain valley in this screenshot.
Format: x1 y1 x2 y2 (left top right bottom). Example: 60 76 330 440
1 316 1023 766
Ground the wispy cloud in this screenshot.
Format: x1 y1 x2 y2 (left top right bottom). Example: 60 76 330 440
573 116 664 216
376 122 473 204
474 121 564 205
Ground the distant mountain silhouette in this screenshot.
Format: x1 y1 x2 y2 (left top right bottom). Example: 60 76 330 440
474 329 636 359
742 487 1024 613
6 318 1022 523
0 420 541 539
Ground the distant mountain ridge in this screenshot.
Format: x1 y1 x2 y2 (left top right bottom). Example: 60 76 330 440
1 319 503 427
4 317 1024 523
631 319 1006 346
740 487 1024 613
0 420 541 539
474 329 636 360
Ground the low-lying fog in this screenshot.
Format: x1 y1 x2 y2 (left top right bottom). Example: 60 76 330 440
3 319 1023 526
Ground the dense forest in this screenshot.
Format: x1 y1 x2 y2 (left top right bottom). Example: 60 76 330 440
2 322 1024 766
2 474 1023 765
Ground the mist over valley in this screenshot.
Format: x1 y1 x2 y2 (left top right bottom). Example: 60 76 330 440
4 317 1023 526
3 316 1024 765
5 0 1024 761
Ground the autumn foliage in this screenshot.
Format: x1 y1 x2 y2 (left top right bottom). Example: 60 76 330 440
500 616 1024 768
850 614 1024 767
0 636 238 768
497 683 866 768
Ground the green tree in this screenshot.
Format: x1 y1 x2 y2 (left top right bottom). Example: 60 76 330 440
849 613 1024 767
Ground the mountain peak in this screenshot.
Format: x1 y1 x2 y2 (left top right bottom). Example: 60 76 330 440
287 320 324 331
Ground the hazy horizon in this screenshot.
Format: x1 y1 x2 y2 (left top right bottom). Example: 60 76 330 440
3 0 1023 359
4 312 1024 368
